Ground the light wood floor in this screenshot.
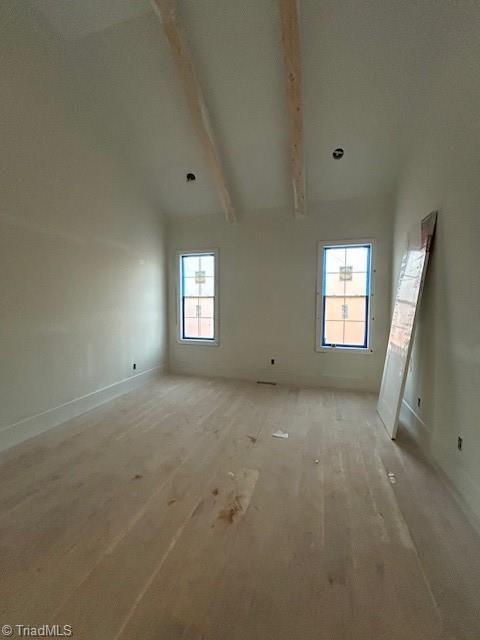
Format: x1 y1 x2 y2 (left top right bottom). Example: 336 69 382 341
1 375 479 640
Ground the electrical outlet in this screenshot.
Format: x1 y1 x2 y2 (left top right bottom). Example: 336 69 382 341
133 363 137 370
271 358 275 365
458 436 463 451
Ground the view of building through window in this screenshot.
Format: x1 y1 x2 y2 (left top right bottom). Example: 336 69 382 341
180 253 216 340
322 244 371 348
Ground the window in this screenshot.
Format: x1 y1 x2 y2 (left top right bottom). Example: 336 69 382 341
178 250 218 344
317 241 373 351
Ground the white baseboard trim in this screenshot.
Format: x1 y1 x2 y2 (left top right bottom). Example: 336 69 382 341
0 364 166 453
399 398 431 450
400 398 480 535
170 362 379 393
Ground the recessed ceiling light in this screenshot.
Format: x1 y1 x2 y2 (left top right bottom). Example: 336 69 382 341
186 172 196 182
332 148 344 160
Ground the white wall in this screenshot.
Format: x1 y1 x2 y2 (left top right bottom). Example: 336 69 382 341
0 4 168 449
393 7 480 523
168 195 392 392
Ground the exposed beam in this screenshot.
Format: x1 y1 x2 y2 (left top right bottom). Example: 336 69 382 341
152 0 237 223
279 0 306 217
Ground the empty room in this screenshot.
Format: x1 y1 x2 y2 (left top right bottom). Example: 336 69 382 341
1 1 480 638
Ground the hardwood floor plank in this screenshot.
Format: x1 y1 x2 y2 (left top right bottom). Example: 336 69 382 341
1 375 479 640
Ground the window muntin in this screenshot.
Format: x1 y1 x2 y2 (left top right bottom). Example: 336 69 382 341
179 252 217 342
320 243 372 349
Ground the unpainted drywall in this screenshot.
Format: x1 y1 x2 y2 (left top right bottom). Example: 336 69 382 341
393 5 480 523
0 3 167 448
168 195 392 392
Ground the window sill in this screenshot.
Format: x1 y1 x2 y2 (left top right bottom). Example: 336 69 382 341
178 338 219 347
316 346 373 355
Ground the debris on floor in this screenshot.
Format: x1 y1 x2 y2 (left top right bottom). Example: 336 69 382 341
387 472 397 484
132 474 143 480
218 496 243 524
247 435 257 444
272 430 289 439
167 498 176 506
217 468 259 525
314 459 319 464
212 488 219 496
228 471 235 477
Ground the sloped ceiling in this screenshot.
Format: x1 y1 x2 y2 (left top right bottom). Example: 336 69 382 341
36 0 152 40
30 0 469 219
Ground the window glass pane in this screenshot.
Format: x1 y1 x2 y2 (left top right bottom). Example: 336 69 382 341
198 297 214 318
346 246 369 272
180 252 216 341
324 321 344 344
184 317 199 338
321 243 371 349
343 297 367 322
324 297 346 321
344 271 368 296
182 255 200 278
324 273 346 296
183 277 200 297
184 297 199 318
199 318 214 339
344 321 366 346
200 255 215 277
325 247 346 273
200 276 214 297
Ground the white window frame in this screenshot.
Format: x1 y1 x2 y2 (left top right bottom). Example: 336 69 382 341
177 248 219 346
315 239 375 354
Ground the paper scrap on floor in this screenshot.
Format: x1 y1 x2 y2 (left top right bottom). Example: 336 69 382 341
272 430 289 439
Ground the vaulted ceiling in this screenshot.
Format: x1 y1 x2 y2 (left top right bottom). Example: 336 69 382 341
31 0 467 220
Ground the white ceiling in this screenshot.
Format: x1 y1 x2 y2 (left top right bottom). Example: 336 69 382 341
36 0 152 40
28 0 480 219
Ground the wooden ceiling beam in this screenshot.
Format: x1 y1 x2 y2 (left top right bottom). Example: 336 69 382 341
279 0 306 217
152 0 237 223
